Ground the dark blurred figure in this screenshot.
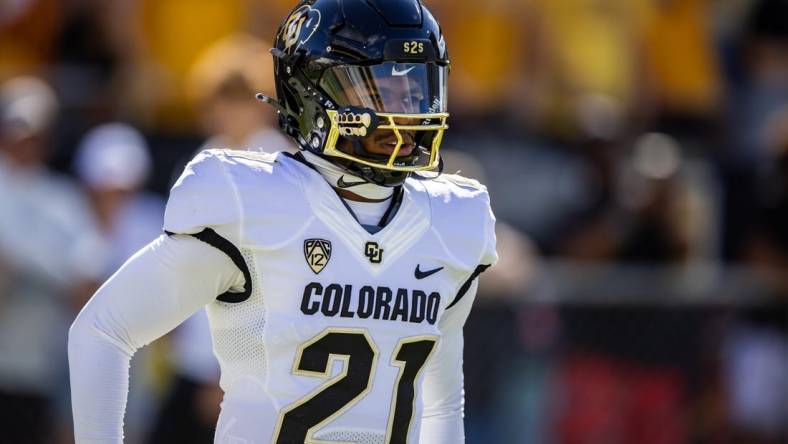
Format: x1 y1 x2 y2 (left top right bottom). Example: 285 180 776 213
548 128 718 444
49 0 148 174
747 110 788 273
724 105 788 444
0 76 105 443
557 130 717 265
718 5 788 441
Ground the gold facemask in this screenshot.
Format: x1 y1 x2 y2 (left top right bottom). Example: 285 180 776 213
323 110 449 171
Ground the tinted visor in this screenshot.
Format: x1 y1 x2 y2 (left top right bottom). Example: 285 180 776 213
319 62 449 172
320 62 447 114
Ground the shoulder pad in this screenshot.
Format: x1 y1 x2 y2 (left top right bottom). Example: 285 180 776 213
222 149 278 164
409 175 498 270
164 150 243 243
165 149 313 249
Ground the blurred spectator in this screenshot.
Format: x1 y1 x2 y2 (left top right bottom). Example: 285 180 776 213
722 105 788 444
744 106 788 292
721 14 787 424
543 131 719 444
616 133 718 264
148 33 291 444
186 33 292 152
73 123 164 275
0 76 105 443
73 122 165 442
720 0 788 261
556 132 718 265
724 325 787 444
733 0 788 164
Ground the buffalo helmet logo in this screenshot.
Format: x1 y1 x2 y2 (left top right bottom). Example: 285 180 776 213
304 238 332 274
282 5 321 51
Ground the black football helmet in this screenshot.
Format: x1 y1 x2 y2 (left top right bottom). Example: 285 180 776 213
263 0 450 186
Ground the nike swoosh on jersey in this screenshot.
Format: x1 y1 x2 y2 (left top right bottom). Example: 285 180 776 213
414 264 444 280
337 176 367 188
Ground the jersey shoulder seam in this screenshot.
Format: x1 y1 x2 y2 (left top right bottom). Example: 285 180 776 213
213 148 279 164
431 173 487 192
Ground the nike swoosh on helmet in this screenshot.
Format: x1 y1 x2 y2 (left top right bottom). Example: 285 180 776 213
391 65 415 76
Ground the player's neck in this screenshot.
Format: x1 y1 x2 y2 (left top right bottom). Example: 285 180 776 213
301 151 393 202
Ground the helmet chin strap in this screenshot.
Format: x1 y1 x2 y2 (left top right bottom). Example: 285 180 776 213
302 151 394 201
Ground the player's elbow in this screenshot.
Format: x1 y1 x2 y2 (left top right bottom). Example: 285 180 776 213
68 306 135 364
422 391 463 420
68 310 95 364
420 404 465 443
422 403 463 420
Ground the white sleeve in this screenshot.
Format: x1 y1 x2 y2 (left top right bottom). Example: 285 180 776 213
418 279 480 443
68 234 244 443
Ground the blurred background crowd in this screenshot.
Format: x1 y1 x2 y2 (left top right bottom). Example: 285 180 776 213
0 0 786 443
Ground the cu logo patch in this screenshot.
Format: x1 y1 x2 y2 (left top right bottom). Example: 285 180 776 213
304 239 331 274
364 242 383 263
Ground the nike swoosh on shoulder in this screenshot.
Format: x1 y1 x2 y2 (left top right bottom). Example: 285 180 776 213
337 176 367 188
415 264 444 279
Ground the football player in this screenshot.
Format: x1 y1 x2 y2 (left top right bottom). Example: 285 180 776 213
68 0 498 443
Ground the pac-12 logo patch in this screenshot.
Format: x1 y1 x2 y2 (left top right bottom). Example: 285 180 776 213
304 239 331 274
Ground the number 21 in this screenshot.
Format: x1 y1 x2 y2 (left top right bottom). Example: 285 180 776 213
273 328 437 443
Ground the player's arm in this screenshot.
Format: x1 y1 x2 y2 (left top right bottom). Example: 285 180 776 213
70 151 247 443
420 183 498 443
68 234 243 443
418 278 482 443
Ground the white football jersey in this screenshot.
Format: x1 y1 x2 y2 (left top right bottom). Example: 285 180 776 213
163 149 498 444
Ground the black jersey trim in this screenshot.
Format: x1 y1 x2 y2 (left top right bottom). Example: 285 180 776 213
445 264 491 310
165 229 252 303
378 186 403 228
287 151 318 171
